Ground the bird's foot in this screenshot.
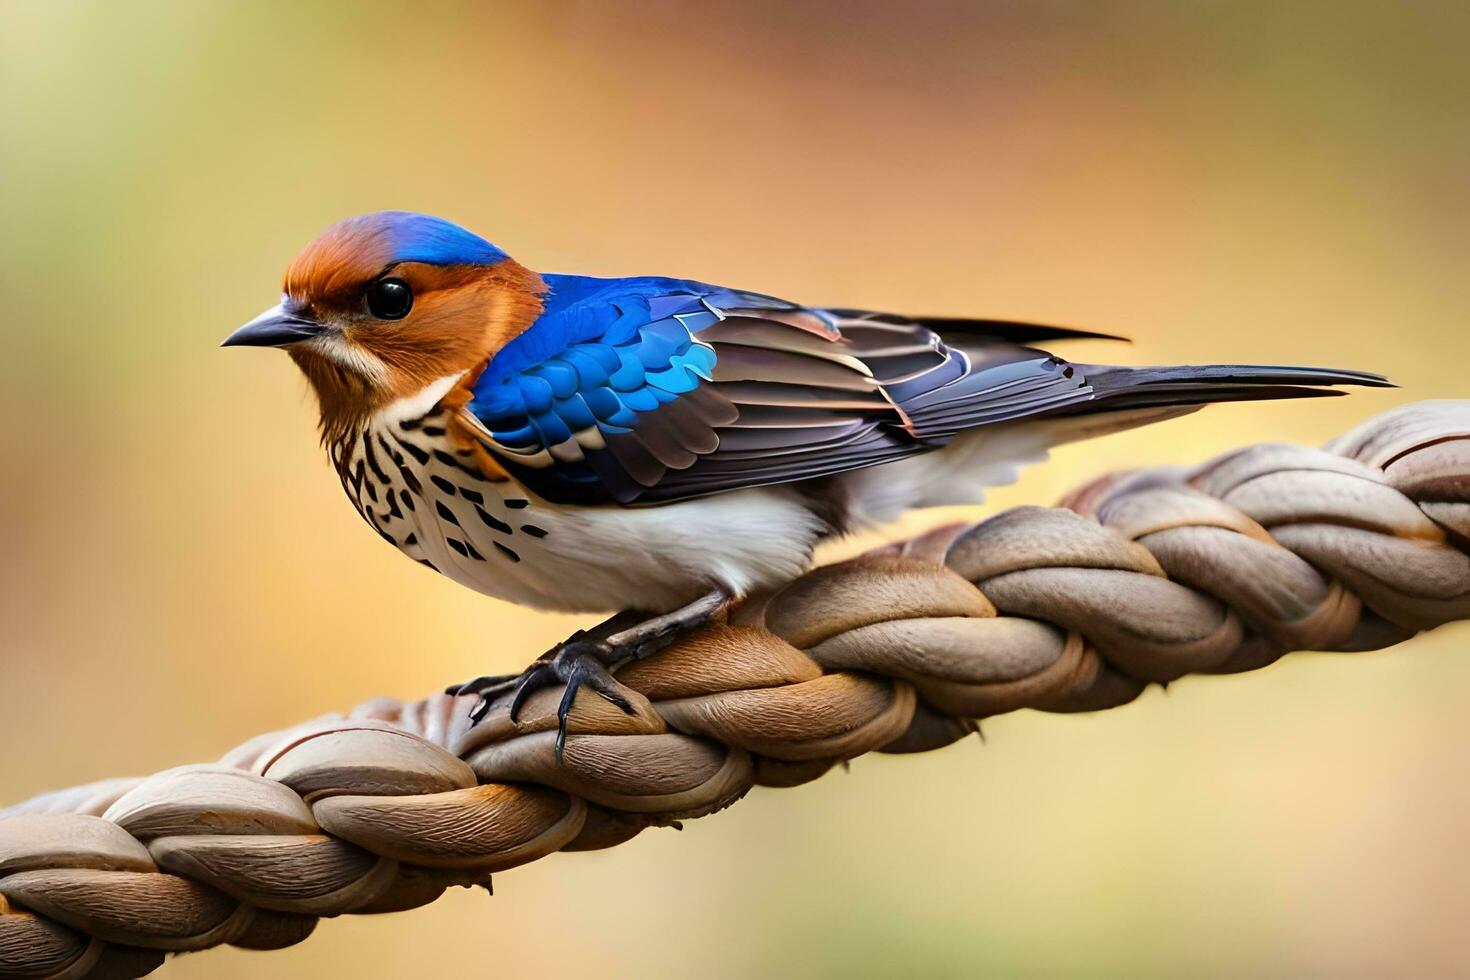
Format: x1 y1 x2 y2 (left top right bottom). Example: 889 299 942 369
446 589 730 760
447 633 636 758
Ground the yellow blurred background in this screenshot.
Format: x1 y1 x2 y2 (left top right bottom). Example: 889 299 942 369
3 1 1468 976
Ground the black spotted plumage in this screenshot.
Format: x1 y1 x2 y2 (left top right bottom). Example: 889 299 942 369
475 506 511 534
395 436 431 466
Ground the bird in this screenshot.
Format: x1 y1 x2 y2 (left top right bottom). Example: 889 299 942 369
225 210 1388 750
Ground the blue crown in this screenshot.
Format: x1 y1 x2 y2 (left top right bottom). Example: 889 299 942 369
374 211 508 267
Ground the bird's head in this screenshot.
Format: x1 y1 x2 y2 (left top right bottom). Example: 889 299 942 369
224 211 544 437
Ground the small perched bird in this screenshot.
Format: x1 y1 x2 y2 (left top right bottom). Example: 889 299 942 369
226 211 1386 746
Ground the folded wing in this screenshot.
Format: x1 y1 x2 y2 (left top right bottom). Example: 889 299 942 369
465 276 1385 505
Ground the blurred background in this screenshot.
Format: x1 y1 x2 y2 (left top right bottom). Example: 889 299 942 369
2 1 1468 976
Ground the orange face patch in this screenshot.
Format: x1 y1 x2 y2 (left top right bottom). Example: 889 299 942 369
284 214 400 313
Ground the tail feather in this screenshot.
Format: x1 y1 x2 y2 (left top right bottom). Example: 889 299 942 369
1070 363 1392 413
915 317 1131 345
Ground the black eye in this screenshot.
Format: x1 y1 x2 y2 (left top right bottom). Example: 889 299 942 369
366 277 413 320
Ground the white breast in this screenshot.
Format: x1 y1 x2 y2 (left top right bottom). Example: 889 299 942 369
333 380 827 614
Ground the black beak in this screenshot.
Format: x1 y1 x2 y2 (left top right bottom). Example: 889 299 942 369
222 303 323 348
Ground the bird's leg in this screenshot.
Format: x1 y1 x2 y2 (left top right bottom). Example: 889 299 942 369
600 590 730 660
447 589 731 756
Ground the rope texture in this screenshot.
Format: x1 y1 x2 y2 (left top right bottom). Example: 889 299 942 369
3 400 1469 979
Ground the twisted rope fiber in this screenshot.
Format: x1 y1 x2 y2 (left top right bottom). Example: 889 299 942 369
4 402 1469 979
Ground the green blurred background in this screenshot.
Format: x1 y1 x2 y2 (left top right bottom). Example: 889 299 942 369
3 1 1468 976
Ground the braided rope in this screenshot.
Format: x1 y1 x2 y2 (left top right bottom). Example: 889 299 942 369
3 400 1468 979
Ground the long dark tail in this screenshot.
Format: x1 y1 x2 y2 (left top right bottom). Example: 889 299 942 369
1070 363 1393 413
911 317 1390 417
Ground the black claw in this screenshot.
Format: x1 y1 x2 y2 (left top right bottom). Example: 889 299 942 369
554 674 579 760
584 672 634 716
559 663 588 709
549 654 636 760
507 661 560 722
447 672 519 698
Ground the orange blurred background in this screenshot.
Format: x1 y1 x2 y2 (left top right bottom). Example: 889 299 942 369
2 1 1468 976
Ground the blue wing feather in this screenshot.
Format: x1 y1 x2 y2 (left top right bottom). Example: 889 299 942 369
469 275 741 501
